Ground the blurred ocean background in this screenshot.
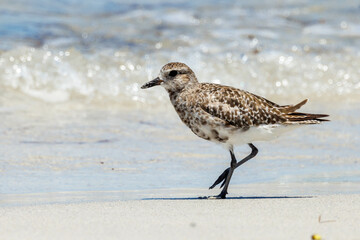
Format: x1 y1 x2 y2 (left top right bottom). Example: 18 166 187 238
0 0 359 203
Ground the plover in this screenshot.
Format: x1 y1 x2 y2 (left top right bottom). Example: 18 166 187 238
141 62 329 199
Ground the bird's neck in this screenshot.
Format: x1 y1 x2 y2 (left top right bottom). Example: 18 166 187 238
166 82 198 99
167 82 200 106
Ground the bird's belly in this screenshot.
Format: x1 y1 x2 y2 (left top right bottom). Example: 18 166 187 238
225 124 300 146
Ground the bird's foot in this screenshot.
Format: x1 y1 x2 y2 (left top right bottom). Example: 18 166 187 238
199 191 228 199
209 167 230 189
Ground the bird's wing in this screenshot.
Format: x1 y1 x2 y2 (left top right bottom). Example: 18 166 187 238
195 83 329 126
195 83 287 128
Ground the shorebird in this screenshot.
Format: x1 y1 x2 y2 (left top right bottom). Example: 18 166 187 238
141 62 329 199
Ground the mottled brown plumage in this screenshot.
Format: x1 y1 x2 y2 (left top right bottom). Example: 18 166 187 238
141 62 329 199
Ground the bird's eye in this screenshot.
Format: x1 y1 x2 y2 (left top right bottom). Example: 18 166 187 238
169 70 178 77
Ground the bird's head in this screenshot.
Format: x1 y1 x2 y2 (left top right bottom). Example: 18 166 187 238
141 62 198 92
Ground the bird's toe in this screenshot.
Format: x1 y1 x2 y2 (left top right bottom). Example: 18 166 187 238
209 167 230 189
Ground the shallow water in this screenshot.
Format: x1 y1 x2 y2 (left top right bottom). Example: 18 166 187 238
0 0 360 203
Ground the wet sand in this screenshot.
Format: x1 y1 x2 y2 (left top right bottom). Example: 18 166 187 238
1 1 360 239
1 193 359 240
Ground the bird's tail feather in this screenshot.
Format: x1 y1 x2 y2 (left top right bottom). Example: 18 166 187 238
280 99 308 113
279 99 329 124
285 112 329 124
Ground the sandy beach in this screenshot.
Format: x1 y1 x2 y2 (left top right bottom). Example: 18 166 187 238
1 1 360 240
1 192 359 240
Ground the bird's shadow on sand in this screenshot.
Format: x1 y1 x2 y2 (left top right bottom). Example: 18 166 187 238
142 196 313 200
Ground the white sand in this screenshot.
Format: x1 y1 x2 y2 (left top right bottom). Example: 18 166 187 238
1 194 359 240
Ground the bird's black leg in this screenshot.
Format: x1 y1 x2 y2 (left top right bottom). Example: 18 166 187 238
234 143 258 169
216 149 237 199
208 143 258 198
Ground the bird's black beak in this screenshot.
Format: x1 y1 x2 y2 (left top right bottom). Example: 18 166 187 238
141 77 163 89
